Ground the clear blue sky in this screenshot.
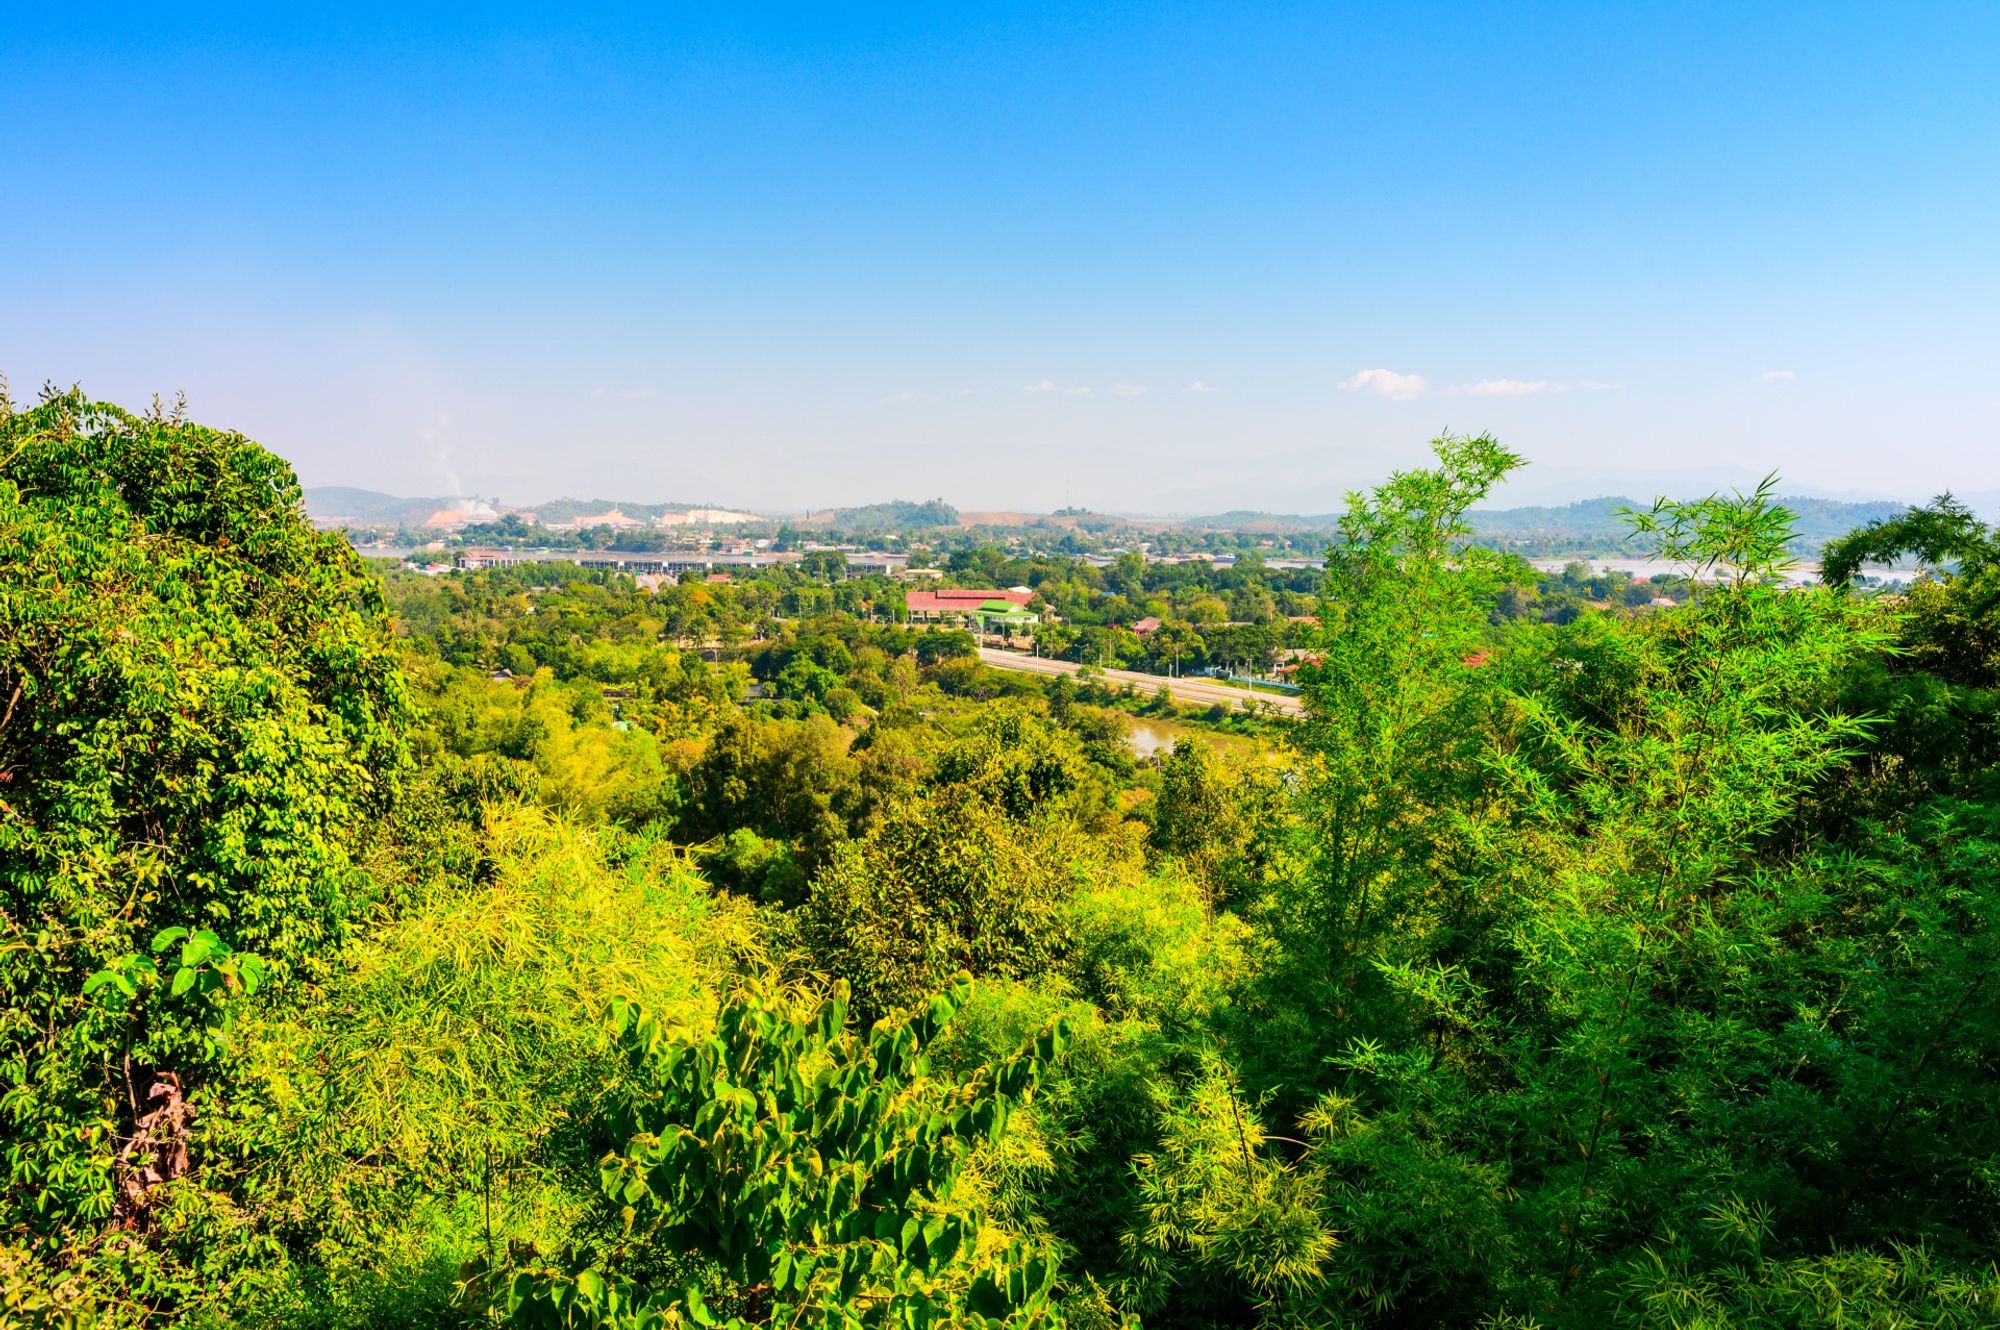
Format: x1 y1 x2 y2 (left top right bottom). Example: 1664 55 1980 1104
5 3 1997 512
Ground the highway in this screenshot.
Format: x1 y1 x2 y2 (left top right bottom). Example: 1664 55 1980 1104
976 647 1305 716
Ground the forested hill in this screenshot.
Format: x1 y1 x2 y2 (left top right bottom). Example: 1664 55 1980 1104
802 498 962 531
9 400 2000 1329
310 483 1908 557
302 484 465 527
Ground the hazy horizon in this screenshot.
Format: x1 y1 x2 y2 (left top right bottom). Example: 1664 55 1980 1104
301 469 1982 523
7 5 1997 512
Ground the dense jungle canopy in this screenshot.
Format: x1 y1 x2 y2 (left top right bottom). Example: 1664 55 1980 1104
2 388 1996 1328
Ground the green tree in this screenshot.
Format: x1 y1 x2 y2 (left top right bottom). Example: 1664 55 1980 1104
1819 492 1997 588
1267 432 1526 1085
800 550 850 583
1480 479 1895 1307
682 716 857 876
0 389 410 1270
801 788 1088 1020
1146 623 1203 678
917 629 978 667
1035 623 1077 661
1148 740 1269 901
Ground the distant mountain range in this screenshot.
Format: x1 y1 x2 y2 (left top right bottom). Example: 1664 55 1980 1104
306 485 1949 553
1465 495 1911 552
307 489 975 535
1177 495 1917 556
303 488 762 530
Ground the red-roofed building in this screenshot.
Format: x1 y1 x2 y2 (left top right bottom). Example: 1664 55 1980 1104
905 588 1033 623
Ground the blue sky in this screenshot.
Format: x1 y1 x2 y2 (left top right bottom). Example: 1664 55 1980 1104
5 3 1997 512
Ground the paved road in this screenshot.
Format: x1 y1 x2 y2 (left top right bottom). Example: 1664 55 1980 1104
976 647 1304 716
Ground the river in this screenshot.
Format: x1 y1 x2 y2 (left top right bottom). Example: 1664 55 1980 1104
1528 556 1923 584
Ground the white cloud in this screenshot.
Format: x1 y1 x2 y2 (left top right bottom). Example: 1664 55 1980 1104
1760 369 1797 382
1184 379 1222 394
1022 378 1059 394
1110 382 1147 397
881 390 933 404
1446 378 1622 397
1339 368 1426 400
1063 385 1094 398
1454 378 1557 397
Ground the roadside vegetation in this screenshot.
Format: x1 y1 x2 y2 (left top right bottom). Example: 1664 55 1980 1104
5 389 1997 1328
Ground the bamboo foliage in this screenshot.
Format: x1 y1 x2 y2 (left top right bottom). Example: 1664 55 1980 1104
502 974 1094 1329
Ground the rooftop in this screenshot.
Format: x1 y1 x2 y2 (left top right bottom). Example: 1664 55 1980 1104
905 588 1034 612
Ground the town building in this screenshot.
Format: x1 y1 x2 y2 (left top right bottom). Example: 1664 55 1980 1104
904 588 1038 632
846 553 912 577
455 548 536 570
574 550 912 579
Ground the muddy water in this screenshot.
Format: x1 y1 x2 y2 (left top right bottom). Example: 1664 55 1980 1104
1124 716 1261 761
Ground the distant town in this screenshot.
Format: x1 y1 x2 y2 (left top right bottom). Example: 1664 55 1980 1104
292 479 1932 722
307 484 1925 567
